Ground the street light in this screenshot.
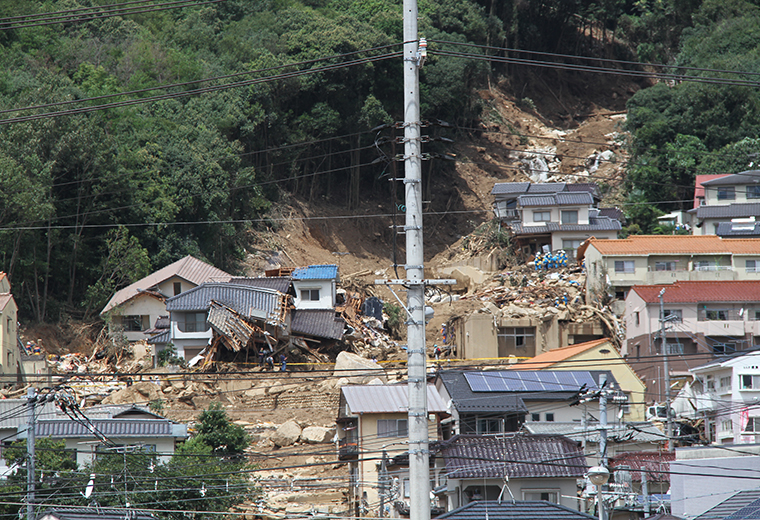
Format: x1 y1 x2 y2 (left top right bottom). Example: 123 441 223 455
588 466 610 520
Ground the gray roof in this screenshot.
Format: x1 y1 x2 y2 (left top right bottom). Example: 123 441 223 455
437 501 597 520
700 170 760 186
522 421 666 444
38 508 155 520
341 384 448 414
598 207 625 222
147 329 170 345
437 371 528 414
717 221 760 236
291 309 344 340
694 489 760 520
492 182 532 196
441 434 587 479
512 216 621 235
31 419 187 439
694 203 760 219
166 282 285 321
66 404 165 420
0 399 57 430
230 276 292 294
518 192 593 207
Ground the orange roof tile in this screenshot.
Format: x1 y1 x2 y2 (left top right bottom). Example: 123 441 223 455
582 235 760 257
510 338 614 370
631 280 760 303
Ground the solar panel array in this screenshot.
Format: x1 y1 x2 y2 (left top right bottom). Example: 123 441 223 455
463 371 600 393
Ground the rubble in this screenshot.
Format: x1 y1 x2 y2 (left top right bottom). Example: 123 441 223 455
332 351 386 383
300 426 335 444
271 420 303 447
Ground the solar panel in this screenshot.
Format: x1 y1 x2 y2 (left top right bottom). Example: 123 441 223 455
463 371 600 393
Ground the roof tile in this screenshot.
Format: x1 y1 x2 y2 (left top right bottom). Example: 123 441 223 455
580 235 760 257
630 280 760 303
509 339 612 370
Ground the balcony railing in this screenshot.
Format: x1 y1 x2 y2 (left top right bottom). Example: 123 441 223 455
338 438 358 460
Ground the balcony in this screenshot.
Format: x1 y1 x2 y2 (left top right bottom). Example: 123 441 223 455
338 437 358 460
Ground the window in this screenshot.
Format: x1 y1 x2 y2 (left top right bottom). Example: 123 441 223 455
705 309 729 321
181 312 207 332
561 210 578 224
713 343 736 355
522 490 559 503
497 327 535 354
740 375 760 389
545 413 555 422
745 418 760 432
720 376 731 389
173 282 182 296
477 418 504 434
531 413 540 422
655 261 677 271
301 289 320 301
706 376 715 391
563 239 583 254
121 315 144 332
614 260 635 273
663 309 683 322
533 211 551 222
377 419 407 438
721 420 733 432
634 312 640 326
747 260 759 273
718 187 735 200
748 185 760 199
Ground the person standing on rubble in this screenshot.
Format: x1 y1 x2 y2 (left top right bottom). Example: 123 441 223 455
266 355 274 370
259 349 266 367
280 353 287 372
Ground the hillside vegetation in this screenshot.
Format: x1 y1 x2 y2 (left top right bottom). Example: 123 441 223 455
0 0 758 324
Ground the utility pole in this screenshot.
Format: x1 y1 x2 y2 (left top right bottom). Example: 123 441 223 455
402 2 430 520
598 374 608 520
658 288 673 451
26 387 36 520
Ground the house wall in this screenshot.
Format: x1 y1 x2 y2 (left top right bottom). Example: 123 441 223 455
445 476 580 511
169 312 212 359
703 184 757 205
0 295 19 380
523 400 584 423
68 437 177 466
550 230 616 254
111 294 168 342
292 279 335 309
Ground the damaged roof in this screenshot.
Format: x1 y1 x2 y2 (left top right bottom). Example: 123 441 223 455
166 283 286 321
101 256 231 315
291 309 344 340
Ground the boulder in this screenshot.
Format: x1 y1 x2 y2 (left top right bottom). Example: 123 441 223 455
300 426 335 444
271 420 302 447
101 381 161 405
333 351 386 384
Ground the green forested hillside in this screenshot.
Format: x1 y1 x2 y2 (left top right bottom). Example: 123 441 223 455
0 0 758 323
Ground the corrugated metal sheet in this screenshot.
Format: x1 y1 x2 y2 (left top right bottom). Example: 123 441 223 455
34 419 181 438
291 309 344 339
38 508 156 520
438 501 597 520
101 255 231 314
166 283 285 321
292 265 338 280
341 384 447 414
442 434 587 479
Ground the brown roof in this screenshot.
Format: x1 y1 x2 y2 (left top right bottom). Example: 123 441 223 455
610 451 675 482
101 256 231 314
510 338 613 370
631 281 760 303
578 235 760 259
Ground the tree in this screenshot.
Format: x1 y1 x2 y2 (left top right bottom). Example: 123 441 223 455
195 402 250 457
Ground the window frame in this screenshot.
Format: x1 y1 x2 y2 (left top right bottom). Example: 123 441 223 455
663 309 683 322
377 419 408 438
522 489 560 504
301 288 321 301
748 185 760 199
533 210 551 222
614 260 635 273
181 312 208 333
717 186 735 200
561 210 579 224
747 260 759 273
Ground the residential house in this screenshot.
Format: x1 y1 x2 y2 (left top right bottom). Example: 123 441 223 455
161 282 290 361
577 236 760 304
439 434 587 511
435 369 627 437
670 445 760 518
693 174 731 209
0 272 20 381
38 509 155 520
693 489 760 520
691 171 760 236
491 182 620 258
436 500 597 520
445 308 605 361
510 339 647 421
100 256 231 342
624 281 760 404
336 384 448 518
682 349 760 445
608 451 675 515
21 404 188 466
291 264 339 309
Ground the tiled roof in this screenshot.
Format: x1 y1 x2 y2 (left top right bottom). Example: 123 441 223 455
229 276 292 293
566 183 600 196
529 183 568 193
292 264 338 280
510 339 613 370
341 384 448 414
166 283 285 321
578 235 760 258
717 222 760 237
518 192 593 207
441 434 587 479
492 182 531 196
101 256 231 314
700 170 760 186
437 371 528 414
32 419 185 438
694 489 760 520
609 451 675 482
695 203 760 219
631 281 760 303
38 508 156 520
512 217 621 235
147 329 170 344
437 500 597 520
291 309 344 340
522 422 666 445
0 399 57 429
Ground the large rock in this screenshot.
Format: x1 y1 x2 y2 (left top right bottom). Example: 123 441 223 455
101 381 162 405
333 351 386 384
271 420 302 447
300 426 335 444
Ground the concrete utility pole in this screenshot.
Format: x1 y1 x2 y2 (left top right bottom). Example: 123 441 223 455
26 387 36 520
402 1 430 520
658 288 673 451
598 374 608 520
